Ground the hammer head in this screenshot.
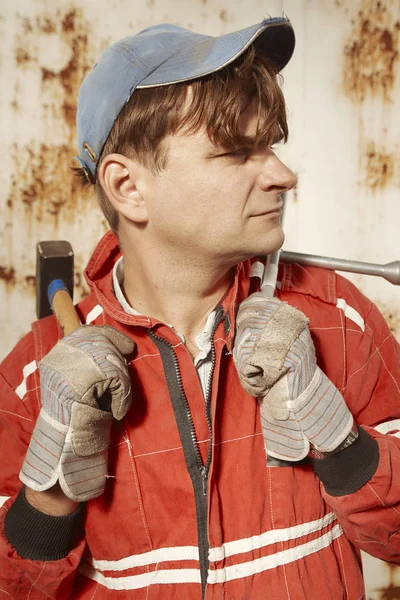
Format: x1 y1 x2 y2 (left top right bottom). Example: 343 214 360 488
36 241 74 319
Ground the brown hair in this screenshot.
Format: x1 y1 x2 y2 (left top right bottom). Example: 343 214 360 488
76 45 288 232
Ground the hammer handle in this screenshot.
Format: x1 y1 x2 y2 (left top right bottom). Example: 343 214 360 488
51 289 81 336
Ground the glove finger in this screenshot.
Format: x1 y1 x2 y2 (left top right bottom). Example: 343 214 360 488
251 303 309 372
234 296 308 398
92 356 132 420
78 363 131 419
233 326 272 396
40 337 129 403
110 384 132 420
236 293 281 325
93 325 135 356
234 332 286 397
238 370 268 398
65 325 135 357
39 362 77 423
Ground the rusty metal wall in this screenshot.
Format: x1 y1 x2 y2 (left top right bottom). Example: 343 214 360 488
0 0 399 351
0 0 399 597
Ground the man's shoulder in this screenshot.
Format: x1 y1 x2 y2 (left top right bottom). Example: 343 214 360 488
275 262 376 342
278 262 371 314
4 288 103 366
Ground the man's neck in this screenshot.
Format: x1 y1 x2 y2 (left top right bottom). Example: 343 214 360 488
120 244 234 344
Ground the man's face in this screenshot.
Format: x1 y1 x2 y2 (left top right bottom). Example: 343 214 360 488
141 108 297 267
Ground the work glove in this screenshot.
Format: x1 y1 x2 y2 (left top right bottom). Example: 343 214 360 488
233 293 354 461
20 325 134 502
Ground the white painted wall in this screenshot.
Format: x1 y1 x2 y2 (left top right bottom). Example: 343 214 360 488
0 0 399 596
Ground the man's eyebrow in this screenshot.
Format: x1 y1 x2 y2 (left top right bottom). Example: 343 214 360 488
203 136 257 156
202 128 285 159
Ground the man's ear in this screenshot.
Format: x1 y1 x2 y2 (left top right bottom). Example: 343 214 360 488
97 153 149 224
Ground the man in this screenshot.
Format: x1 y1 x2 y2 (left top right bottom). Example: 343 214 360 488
0 15 399 599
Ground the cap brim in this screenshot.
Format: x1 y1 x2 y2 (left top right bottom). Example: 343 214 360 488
138 18 295 88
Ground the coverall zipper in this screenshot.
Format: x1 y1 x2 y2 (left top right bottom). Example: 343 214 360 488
148 307 224 598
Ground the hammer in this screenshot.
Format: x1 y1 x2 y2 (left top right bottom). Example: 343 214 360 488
36 241 81 335
36 241 117 412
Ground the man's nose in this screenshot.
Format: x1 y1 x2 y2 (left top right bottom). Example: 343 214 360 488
257 154 297 193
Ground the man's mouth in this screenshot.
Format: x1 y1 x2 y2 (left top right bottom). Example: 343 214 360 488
251 203 283 218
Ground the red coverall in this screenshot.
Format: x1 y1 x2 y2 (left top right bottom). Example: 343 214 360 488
0 231 399 599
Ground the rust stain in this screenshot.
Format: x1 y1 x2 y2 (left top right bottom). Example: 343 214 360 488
74 270 88 299
40 17 56 35
15 48 32 66
0 266 16 285
10 142 92 224
24 276 36 288
20 275 36 298
0 265 88 300
37 9 90 136
41 67 57 82
377 584 400 599
376 569 400 600
60 32 89 130
219 9 228 22
377 304 400 341
11 7 96 223
363 140 395 189
334 0 350 10
343 0 400 102
61 12 75 33
73 255 90 300
21 17 33 34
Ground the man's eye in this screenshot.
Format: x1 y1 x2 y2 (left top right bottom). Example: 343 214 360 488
220 151 250 162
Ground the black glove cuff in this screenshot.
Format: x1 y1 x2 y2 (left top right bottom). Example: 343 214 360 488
4 486 85 560
310 426 379 496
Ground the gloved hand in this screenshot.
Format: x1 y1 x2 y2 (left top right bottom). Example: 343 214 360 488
233 293 354 461
20 325 134 502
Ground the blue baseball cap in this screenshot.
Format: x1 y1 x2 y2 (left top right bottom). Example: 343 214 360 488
76 17 295 182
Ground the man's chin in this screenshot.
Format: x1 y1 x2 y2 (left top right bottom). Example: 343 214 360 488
254 228 285 257
220 228 285 266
